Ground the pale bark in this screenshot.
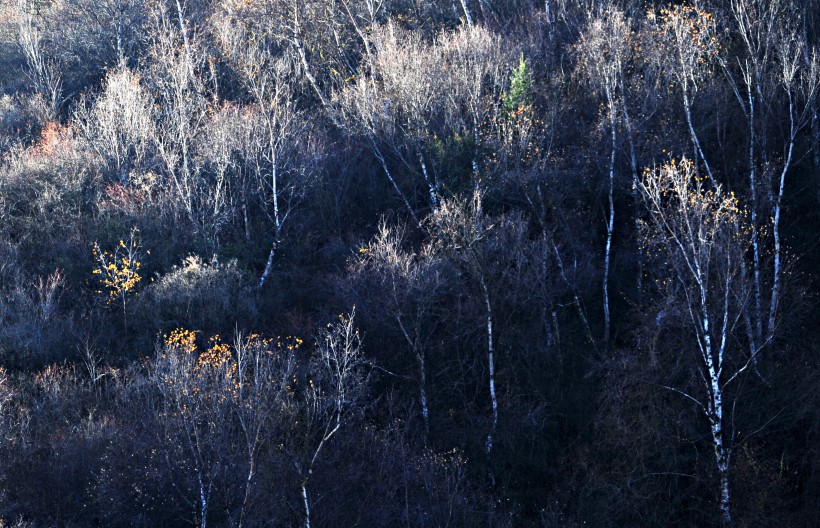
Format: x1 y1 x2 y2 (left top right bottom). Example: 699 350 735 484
258 125 281 289
768 91 795 337
116 13 124 67
746 83 764 349
640 162 742 526
198 475 208 528
418 152 439 211
373 144 421 226
479 276 497 456
459 0 474 28
301 480 311 528
602 86 616 346
681 87 715 182
418 350 430 436
550 238 595 346
396 315 430 438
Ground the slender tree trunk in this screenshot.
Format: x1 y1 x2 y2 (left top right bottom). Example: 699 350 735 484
479 276 497 455
259 130 281 289
373 144 421 226
706 291 731 522
699 271 733 527
242 189 251 241
291 6 329 111
768 92 795 338
121 294 128 332
396 316 430 439
710 392 732 527
708 356 732 527
418 152 439 211
297 415 340 528
478 0 488 23
551 239 595 346
707 347 733 526
418 349 430 439
746 85 764 350
340 0 372 64
718 465 732 527
812 108 820 186
740 259 767 382
682 88 715 182
238 447 255 528
198 474 208 528
259 242 277 289
603 90 616 347
116 13 124 67
622 84 642 296
301 480 311 528
472 123 482 203
460 0 474 27
174 0 196 119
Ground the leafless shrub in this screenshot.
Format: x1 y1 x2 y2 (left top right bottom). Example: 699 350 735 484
140 255 256 334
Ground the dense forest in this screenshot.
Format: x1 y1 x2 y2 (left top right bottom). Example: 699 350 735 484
0 0 818 526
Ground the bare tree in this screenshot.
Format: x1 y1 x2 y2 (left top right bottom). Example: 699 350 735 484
78 67 155 183
459 0 475 28
294 309 369 528
16 0 64 118
352 222 448 439
639 158 755 527
651 4 720 181
194 104 243 253
430 193 499 456
334 23 508 226
368 23 446 212
576 7 631 347
232 39 309 288
332 27 425 226
152 330 235 528
147 0 209 227
720 0 819 361
766 20 818 343
231 332 298 528
439 25 508 194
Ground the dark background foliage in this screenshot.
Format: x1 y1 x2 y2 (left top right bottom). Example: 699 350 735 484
0 0 817 526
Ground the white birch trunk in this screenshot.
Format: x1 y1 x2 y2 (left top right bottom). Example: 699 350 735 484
603 89 616 346
301 480 311 528
198 474 208 528
480 277 497 455
460 0 474 27
291 17 330 112
238 446 255 528
116 13 124 67
709 381 732 527
396 316 430 438
259 132 281 289
812 108 820 178
478 0 488 22
373 144 421 226
768 92 795 338
418 152 439 211
682 88 715 182
702 290 733 527
746 84 764 350
419 350 430 438
550 239 595 346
